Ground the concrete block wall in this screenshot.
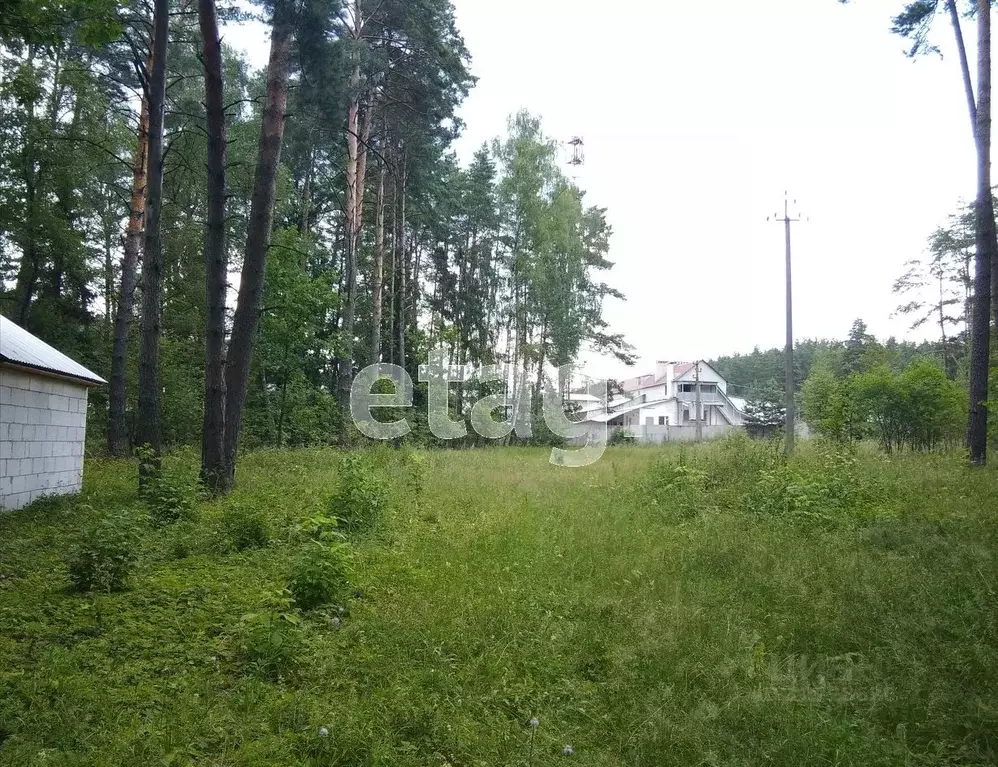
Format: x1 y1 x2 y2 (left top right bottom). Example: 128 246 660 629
0 366 89 511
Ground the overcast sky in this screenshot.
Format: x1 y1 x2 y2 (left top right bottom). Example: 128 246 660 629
226 0 984 380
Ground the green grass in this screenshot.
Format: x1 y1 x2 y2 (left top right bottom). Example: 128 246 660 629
1 438 997 766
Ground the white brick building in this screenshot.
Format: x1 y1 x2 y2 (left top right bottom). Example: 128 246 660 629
1 316 105 511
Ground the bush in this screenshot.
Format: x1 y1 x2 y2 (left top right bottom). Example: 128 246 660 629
744 443 882 522
608 428 635 446
329 453 390 534
141 469 200 528
68 512 141 592
289 539 351 610
237 612 303 679
166 519 199 559
641 457 710 519
221 504 271 551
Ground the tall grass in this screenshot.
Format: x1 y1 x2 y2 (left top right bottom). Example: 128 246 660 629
0 438 996 765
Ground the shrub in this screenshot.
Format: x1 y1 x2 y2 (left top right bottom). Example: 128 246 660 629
329 453 389 534
221 504 271 551
642 457 710 519
608 428 634 446
141 469 200 528
68 512 142 592
289 539 351 610
744 443 881 522
402 448 426 507
237 612 303 679
166 519 199 559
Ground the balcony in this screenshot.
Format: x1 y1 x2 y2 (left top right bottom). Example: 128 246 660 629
676 390 724 405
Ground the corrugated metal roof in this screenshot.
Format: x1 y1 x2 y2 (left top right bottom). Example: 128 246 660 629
0 315 106 385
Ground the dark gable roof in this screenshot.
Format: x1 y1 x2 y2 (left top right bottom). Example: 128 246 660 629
0 315 106 386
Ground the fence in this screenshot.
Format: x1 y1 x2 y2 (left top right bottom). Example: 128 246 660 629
566 423 740 446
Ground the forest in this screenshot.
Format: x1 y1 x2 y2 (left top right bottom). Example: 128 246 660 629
0 0 629 493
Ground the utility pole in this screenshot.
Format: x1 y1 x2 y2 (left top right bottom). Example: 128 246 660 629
768 193 805 455
694 361 702 443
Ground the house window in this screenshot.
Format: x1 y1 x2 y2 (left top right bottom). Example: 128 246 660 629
683 408 690 423
680 383 693 393
658 416 666 425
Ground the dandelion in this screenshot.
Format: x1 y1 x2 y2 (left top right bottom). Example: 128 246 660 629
562 745 574 756
529 717 539 729
331 616 341 629
318 727 329 737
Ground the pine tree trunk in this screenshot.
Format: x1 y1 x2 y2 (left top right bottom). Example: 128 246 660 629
219 0 294 490
198 0 229 492
370 161 386 363
968 0 993 465
387 161 397 366
396 156 408 372
108 58 150 457
337 11 362 427
136 0 169 480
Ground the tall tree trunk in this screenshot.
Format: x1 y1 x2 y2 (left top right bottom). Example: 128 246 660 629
968 0 993 465
13 45 39 325
337 2 365 432
370 160 386 362
108 58 151 457
220 0 295 490
136 0 169 479
948 0 978 135
199 0 229 492
396 155 407 372
387 151 398 365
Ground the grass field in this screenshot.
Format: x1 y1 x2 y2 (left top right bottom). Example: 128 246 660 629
1 437 997 766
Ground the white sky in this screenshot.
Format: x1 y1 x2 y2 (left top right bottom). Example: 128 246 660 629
226 0 985 380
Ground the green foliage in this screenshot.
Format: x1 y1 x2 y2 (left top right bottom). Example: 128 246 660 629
802 357 965 452
742 378 785 439
608 427 634 446
67 510 141 592
328 453 390 534
4 447 998 764
641 457 710 519
744 444 880 522
220 504 271 551
236 611 304 680
139 463 200 528
288 540 351 611
801 365 867 442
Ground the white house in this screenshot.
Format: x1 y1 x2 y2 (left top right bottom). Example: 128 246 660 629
575 360 747 443
1 315 105 511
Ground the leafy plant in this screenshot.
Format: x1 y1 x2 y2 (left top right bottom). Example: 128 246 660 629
642 458 710 519
608 427 634 446
67 511 142 592
329 453 390 534
236 611 303 679
220 504 271 551
139 458 200 528
288 539 351 610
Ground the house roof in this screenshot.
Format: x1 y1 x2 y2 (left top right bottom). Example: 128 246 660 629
581 400 647 423
620 373 665 392
673 360 725 382
673 362 696 378
619 361 701 392
0 315 106 386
